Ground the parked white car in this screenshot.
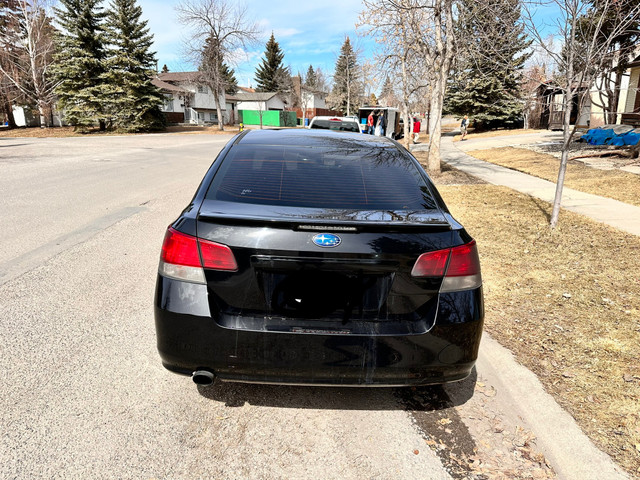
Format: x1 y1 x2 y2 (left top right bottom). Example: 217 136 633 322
307 116 362 133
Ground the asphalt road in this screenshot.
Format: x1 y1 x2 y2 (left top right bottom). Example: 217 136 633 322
0 134 452 479
1 132 626 479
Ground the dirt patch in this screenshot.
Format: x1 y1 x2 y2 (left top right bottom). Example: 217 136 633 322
467 147 640 207
453 129 546 142
399 378 555 479
438 184 640 476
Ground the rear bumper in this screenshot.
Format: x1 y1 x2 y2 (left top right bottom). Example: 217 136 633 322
154 276 484 386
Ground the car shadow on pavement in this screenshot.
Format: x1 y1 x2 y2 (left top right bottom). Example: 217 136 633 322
196 367 477 412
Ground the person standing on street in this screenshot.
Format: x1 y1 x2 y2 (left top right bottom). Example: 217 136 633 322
460 115 469 140
412 117 421 143
367 111 375 134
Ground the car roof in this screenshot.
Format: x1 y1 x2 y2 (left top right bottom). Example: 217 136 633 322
236 128 395 147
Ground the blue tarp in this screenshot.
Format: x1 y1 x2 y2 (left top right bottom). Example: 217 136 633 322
581 126 640 146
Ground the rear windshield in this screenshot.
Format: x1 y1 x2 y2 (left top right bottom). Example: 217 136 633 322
310 119 360 132
207 145 437 210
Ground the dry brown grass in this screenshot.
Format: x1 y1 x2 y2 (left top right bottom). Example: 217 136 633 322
0 125 241 138
0 126 85 138
468 147 640 208
437 184 640 476
453 128 546 142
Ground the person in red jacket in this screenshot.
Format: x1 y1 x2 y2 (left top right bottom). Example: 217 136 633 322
367 111 375 135
412 117 421 142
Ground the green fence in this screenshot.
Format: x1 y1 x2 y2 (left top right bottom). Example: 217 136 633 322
239 110 297 127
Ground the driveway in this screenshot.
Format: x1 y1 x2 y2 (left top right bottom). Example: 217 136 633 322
453 130 565 152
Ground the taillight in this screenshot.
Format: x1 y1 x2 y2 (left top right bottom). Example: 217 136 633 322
411 249 450 277
199 238 238 271
158 227 237 284
411 240 482 293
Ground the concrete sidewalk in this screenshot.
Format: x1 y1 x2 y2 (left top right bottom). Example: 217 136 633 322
439 136 640 237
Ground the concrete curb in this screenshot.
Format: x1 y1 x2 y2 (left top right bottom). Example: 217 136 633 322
478 334 629 479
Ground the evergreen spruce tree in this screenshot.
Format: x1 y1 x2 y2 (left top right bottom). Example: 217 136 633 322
221 62 238 95
330 37 362 115
445 0 531 130
379 77 396 106
101 0 164 131
304 65 317 89
254 33 285 92
53 0 107 130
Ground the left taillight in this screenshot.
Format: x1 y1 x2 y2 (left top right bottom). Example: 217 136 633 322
158 227 237 284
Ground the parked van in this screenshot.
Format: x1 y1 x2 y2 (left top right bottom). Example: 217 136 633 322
358 107 403 140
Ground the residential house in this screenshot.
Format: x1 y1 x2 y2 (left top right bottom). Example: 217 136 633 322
291 75 339 123
529 48 640 130
618 54 640 127
530 81 591 130
231 91 288 111
152 72 237 125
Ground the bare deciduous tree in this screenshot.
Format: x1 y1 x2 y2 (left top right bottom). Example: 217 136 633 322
176 0 258 130
360 2 429 149
0 0 57 126
360 0 455 174
523 0 640 227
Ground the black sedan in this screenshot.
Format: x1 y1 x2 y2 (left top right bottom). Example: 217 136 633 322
154 129 483 386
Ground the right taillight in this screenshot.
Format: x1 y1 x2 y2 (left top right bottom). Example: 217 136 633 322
158 227 237 284
411 240 482 293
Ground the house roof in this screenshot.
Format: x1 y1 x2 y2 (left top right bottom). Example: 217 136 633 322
629 54 640 68
238 86 256 93
151 77 190 93
157 71 200 83
234 91 280 102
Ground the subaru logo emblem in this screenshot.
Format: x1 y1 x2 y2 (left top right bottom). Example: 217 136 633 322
312 233 341 248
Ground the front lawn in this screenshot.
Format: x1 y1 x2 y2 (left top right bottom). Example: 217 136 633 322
434 181 640 476
467 147 640 207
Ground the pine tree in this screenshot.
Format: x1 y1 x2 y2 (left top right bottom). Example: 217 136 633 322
329 37 362 115
221 62 238 95
305 65 317 89
379 77 396 107
445 0 531 130
101 0 164 131
254 33 286 92
53 0 107 130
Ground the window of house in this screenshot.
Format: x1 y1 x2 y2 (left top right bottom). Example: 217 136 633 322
210 113 217 122
197 85 207 94
164 95 173 112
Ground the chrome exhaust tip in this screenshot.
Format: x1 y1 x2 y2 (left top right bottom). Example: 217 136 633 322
192 370 215 386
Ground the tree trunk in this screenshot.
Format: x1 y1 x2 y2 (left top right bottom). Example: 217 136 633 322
214 89 224 131
2 96 17 128
427 81 444 174
607 66 624 125
550 89 575 228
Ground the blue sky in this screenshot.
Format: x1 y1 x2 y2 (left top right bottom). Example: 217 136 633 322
138 0 372 89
